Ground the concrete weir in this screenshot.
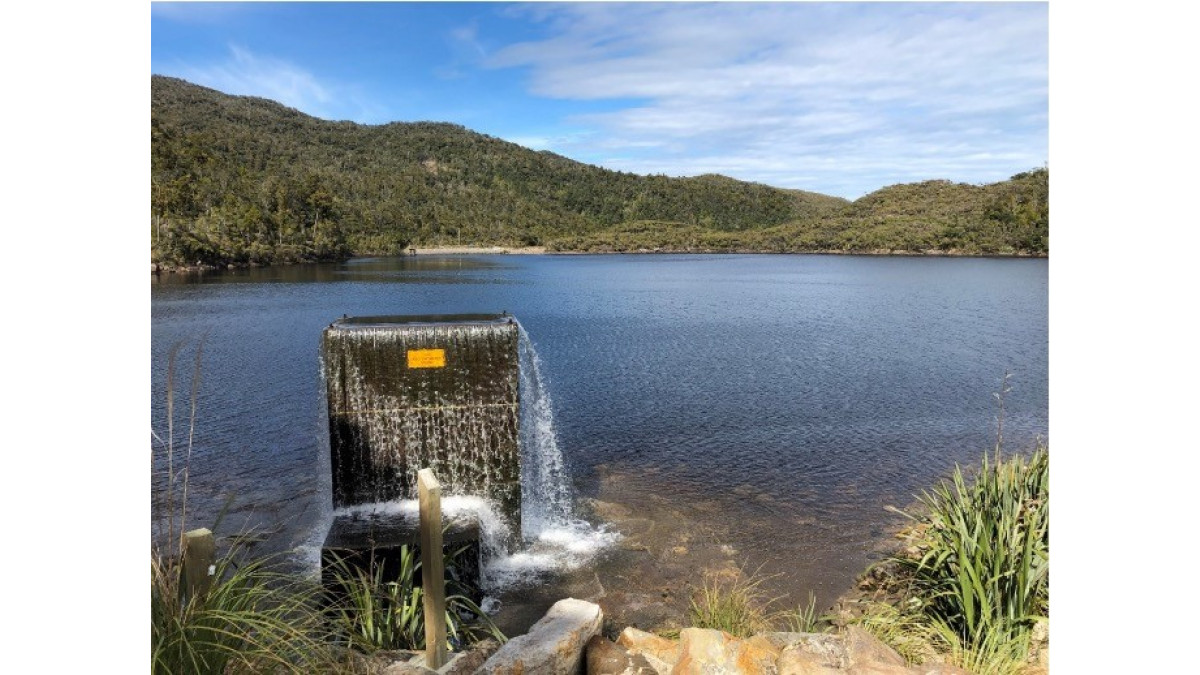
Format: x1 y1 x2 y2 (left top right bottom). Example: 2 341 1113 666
320 313 521 591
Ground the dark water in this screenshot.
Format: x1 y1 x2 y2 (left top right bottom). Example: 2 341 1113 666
151 254 1047 617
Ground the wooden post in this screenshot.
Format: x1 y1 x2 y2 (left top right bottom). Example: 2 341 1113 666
182 528 216 601
418 469 447 669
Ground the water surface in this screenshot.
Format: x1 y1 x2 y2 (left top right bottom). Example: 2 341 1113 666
151 254 1047 621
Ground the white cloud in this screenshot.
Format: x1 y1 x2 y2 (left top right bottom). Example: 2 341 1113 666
488 3 1048 198
175 46 382 123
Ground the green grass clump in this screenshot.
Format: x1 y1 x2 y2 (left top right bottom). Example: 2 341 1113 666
932 619 1031 675
780 591 823 633
151 546 335 674
688 568 837 637
851 601 949 665
850 444 1049 674
688 571 775 638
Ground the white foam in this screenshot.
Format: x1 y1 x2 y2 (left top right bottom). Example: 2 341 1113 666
482 519 620 589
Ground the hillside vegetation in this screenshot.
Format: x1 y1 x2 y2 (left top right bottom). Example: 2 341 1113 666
151 76 1047 267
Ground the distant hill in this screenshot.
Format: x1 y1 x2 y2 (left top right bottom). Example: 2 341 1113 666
151 75 1046 266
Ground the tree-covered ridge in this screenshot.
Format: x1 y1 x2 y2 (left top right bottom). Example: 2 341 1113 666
151 75 1046 267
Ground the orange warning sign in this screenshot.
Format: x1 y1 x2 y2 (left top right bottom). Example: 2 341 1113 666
407 348 446 369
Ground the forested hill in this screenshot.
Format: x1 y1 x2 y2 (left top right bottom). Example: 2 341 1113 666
151 75 1047 267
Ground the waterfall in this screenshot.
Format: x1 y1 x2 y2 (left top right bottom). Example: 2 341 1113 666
480 322 617 591
517 323 575 536
316 314 615 593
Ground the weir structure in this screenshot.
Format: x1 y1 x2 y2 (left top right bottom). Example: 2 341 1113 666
319 313 521 596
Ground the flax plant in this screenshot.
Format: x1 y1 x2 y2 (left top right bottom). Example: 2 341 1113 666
326 544 504 653
895 447 1049 652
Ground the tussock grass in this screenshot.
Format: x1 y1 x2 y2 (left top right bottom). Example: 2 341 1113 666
851 601 949 665
688 570 776 637
689 570 831 637
932 619 1031 675
780 591 824 634
151 546 338 674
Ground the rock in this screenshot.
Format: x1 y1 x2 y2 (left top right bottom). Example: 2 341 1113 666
619 624 676 667
733 634 782 674
844 626 908 670
777 646 844 675
616 627 679 671
379 641 500 675
586 635 659 675
382 661 436 675
477 598 602 674
441 638 500 675
776 633 850 675
671 628 739 674
1029 617 1049 669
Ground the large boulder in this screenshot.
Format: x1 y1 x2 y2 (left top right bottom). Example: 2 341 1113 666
477 598 603 674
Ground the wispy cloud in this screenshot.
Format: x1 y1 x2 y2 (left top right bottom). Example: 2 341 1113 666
176 45 330 111
489 3 1047 197
173 46 383 123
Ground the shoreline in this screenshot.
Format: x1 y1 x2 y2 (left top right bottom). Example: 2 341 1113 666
152 247 1045 274
411 245 548 255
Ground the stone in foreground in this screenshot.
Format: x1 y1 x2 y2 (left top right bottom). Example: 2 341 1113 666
477 598 603 674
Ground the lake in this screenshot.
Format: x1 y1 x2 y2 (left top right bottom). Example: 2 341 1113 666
151 253 1047 629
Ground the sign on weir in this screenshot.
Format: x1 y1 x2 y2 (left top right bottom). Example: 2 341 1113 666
406 348 446 369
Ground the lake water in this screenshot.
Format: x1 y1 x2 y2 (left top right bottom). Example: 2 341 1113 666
151 253 1047 628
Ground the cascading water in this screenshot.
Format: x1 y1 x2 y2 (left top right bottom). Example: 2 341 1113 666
517 323 575 535
479 324 618 591
314 314 615 597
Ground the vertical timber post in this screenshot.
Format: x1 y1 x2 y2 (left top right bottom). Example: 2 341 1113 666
182 528 216 600
418 469 447 669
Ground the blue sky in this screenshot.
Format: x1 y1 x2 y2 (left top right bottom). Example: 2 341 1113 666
151 2 1048 199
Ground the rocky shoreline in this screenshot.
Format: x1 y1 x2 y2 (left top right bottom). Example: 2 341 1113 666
370 597 1000 674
